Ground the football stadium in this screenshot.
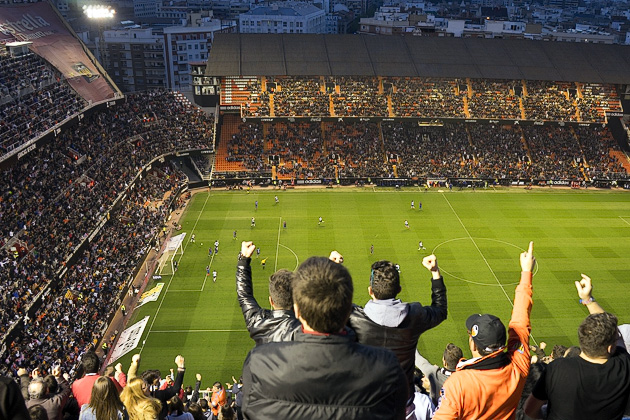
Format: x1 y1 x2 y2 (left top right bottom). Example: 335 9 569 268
2 2 630 419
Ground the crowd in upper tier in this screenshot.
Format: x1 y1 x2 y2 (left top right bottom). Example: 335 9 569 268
239 76 621 123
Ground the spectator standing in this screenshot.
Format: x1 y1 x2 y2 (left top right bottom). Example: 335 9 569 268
23 366 71 420
236 242 300 345
433 242 535 420
210 383 227 420
524 274 630 420
78 376 126 420
348 255 447 412
226 377 243 420
119 378 161 420
414 343 463 407
72 351 121 408
166 396 193 420
242 256 407 419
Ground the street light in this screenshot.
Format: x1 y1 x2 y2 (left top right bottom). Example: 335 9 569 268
83 5 116 63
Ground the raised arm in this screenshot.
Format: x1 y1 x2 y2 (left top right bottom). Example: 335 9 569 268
508 241 535 375
575 274 605 314
421 254 448 327
236 241 267 329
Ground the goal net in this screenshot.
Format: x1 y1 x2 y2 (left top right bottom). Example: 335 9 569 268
157 233 186 275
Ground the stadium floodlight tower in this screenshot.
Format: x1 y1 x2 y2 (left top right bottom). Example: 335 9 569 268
83 5 115 63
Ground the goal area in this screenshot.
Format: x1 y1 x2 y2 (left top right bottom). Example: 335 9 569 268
157 233 186 275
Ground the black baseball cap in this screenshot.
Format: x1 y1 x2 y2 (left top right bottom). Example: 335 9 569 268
466 314 507 353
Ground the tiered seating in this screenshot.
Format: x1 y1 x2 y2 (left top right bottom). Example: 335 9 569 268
467 79 521 119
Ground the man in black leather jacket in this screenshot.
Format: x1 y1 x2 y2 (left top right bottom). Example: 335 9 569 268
236 241 301 345
242 256 407 419
348 254 447 413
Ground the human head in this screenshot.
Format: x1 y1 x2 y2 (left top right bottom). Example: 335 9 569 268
564 346 581 358
466 314 507 356
120 378 162 418
212 381 222 392
199 398 209 411
188 403 206 420
551 344 567 360
442 343 463 370
167 395 185 415
81 351 101 374
268 269 293 310
141 369 162 387
218 405 237 420
578 312 619 358
369 260 401 300
28 379 47 400
293 256 353 334
88 377 124 418
43 375 58 394
28 405 48 420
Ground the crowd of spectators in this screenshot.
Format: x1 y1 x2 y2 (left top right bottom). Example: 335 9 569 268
237 76 621 123
271 77 329 117
467 79 521 120
0 89 214 378
387 77 465 118
522 80 576 121
216 119 628 181
0 50 86 155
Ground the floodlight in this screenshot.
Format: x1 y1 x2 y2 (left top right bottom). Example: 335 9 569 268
83 5 116 19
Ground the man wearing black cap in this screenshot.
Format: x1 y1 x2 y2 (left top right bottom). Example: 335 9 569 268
433 242 535 420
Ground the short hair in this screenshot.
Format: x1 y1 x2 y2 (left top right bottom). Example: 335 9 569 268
43 375 58 394
551 345 567 360
213 381 222 389
188 403 205 420
564 346 581 358
578 312 619 358
28 379 47 400
293 256 353 334
443 343 463 370
81 351 101 374
198 399 209 410
28 405 48 420
369 260 401 300
141 370 162 385
104 366 115 378
268 269 293 309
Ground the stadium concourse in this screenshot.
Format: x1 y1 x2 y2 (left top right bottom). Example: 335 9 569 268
1 15 630 419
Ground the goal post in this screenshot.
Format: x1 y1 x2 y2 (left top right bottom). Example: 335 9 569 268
157 233 186 275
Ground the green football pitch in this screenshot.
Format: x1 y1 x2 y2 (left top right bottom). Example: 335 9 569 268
117 187 630 387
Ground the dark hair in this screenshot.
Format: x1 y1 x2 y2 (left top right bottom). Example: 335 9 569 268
443 343 463 370
564 346 581 358
167 395 186 416
28 405 48 420
551 344 567 360
88 377 124 420
43 375 58 395
141 369 162 386
188 403 206 420
369 260 401 300
213 381 222 389
81 351 101 374
293 256 353 334
269 269 293 309
199 398 209 410
578 312 619 358
218 405 237 420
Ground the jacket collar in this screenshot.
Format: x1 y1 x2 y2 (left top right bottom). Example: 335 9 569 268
457 349 510 371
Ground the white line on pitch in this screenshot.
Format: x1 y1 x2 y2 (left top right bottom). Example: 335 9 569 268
151 329 249 333
619 216 630 226
274 217 282 272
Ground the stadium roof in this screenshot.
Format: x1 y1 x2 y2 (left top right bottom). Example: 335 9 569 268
206 33 630 84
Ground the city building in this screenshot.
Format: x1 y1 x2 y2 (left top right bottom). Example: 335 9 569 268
239 2 326 34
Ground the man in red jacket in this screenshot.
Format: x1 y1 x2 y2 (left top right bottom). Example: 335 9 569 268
433 242 535 420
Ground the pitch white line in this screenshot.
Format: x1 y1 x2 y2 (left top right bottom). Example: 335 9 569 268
279 243 300 271
440 193 514 304
140 193 211 354
440 193 538 345
151 329 248 333
619 216 630 226
274 217 282 272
